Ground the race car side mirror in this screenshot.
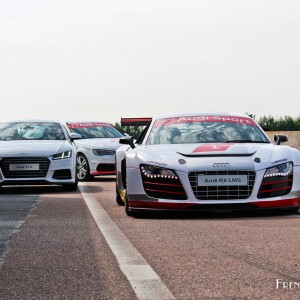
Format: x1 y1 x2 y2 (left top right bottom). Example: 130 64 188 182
119 136 135 149
274 134 288 145
69 132 82 141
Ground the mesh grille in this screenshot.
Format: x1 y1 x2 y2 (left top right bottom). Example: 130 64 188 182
0 157 50 178
189 171 256 200
94 149 115 156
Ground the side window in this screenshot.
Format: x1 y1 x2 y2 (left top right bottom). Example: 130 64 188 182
135 122 151 145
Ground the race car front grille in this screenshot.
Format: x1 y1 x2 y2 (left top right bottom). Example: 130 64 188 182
0 157 50 178
189 171 256 200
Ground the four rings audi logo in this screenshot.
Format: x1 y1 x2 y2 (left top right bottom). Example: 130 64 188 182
213 163 230 167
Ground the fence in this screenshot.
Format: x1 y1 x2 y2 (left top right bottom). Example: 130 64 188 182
265 131 300 150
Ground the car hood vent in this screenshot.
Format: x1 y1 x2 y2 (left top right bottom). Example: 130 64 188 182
178 152 256 157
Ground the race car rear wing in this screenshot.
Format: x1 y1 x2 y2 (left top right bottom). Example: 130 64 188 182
120 117 152 126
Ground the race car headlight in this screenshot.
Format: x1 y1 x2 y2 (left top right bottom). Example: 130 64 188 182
140 164 187 200
53 150 72 160
140 164 178 179
264 162 293 178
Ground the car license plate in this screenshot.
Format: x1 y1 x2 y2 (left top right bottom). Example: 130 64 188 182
9 164 39 171
198 174 248 186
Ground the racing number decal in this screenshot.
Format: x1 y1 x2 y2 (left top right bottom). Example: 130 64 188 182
192 143 234 153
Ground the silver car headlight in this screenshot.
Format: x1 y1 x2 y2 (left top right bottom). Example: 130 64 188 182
264 162 293 178
53 150 72 160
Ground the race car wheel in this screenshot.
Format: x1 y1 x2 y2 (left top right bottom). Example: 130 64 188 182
77 154 92 181
116 183 125 206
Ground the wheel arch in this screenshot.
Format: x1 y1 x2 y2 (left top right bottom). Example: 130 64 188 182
121 158 127 189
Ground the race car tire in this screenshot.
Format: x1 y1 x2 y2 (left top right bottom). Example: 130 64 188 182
116 183 125 206
77 154 93 181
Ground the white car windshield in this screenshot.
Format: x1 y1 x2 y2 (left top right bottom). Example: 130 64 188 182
146 116 270 145
0 122 66 141
67 122 123 139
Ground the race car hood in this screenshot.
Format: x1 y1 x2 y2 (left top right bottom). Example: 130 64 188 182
0 140 72 157
74 138 122 150
130 143 298 172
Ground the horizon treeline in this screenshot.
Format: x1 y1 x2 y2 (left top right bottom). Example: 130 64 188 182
255 115 300 131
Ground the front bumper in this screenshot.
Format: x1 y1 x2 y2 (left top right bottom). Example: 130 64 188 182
85 150 116 176
126 166 300 211
0 156 77 185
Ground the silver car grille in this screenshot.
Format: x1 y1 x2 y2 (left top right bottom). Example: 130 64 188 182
99 150 115 156
188 171 256 200
94 149 116 156
0 157 50 178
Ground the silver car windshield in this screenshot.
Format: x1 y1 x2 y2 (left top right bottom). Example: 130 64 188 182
0 122 66 141
146 116 270 145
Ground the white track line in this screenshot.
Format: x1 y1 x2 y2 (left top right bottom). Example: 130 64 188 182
79 183 175 300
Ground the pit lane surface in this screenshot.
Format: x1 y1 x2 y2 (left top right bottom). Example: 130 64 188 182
0 179 300 299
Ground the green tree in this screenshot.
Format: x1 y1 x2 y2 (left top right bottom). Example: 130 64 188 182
115 122 144 139
256 115 300 131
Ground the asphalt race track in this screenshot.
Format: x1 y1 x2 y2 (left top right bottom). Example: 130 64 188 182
0 193 38 269
0 179 299 299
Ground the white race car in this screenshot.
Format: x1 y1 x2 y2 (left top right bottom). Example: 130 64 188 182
116 113 300 216
0 120 80 191
65 122 125 180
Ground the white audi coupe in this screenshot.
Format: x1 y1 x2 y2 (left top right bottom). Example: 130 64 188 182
0 120 81 191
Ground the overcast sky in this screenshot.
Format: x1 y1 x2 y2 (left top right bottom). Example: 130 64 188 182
1 0 300 123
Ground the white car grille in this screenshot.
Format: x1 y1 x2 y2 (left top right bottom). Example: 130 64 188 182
0 157 50 178
189 171 256 200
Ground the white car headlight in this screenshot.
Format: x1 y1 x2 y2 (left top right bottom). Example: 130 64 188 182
53 150 72 160
264 162 293 178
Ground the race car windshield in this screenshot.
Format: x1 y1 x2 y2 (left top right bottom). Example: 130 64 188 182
67 123 124 139
146 116 270 145
0 122 66 141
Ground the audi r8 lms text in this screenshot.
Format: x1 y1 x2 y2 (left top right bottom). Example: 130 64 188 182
115 112 300 216
0 120 81 191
